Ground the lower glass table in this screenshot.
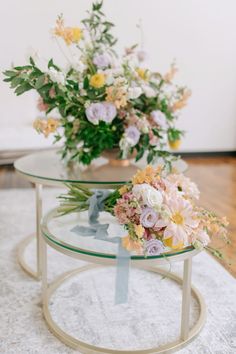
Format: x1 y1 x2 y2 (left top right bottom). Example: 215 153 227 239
40 208 206 354
14 149 187 280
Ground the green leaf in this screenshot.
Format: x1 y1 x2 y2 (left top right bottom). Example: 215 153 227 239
35 75 46 89
29 56 35 66
147 150 154 164
83 76 89 90
48 58 60 71
10 76 24 88
135 148 145 161
3 70 17 77
15 83 32 95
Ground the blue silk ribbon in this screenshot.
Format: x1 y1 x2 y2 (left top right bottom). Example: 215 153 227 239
71 189 131 304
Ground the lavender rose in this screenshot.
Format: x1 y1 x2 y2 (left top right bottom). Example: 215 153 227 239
93 53 110 68
140 207 158 228
145 239 164 256
85 103 106 125
125 126 141 146
86 102 116 125
102 102 117 123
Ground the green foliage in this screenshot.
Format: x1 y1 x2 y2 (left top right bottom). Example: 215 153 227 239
168 128 184 142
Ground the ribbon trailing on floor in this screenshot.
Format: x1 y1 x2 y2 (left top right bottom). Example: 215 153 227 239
71 189 131 304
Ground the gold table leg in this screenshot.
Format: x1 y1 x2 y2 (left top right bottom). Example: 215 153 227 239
181 258 192 340
17 183 43 280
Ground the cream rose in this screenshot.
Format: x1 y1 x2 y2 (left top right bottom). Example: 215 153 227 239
132 183 163 208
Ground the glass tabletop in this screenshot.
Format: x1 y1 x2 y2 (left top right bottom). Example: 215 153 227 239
41 208 194 260
14 149 149 186
14 149 187 186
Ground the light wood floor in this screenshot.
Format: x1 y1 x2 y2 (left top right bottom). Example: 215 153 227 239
0 157 236 276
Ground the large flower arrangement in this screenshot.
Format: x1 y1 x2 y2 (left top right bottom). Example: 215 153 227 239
3 1 191 165
58 166 229 257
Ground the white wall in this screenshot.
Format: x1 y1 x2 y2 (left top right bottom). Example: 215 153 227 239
1 0 236 151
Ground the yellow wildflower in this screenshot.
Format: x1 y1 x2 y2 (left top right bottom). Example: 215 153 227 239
122 235 143 254
136 68 149 81
54 16 82 45
132 165 160 185
33 117 59 138
134 224 145 239
106 86 127 109
172 89 191 111
164 63 178 83
47 118 59 133
119 185 129 195
169 139 181 150
90 73 105 89
71 27 82 42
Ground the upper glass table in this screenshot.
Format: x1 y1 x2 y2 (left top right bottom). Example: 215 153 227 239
41 208 195 261
14 149 149 187
14 149 187 188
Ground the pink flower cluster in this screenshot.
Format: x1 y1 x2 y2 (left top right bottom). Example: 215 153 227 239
113 166 228 256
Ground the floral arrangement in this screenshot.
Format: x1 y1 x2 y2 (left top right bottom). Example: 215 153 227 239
58 166 229 257
3 1 191 165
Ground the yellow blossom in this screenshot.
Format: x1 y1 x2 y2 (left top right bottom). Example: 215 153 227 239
90 73 105 89
134 224 145 238
54 17 82 45
122 235 143 254
164 237 184 250
119 185 129 195
136 68 149 81
132 165 160 185
71 27 82 42
169 139 181 150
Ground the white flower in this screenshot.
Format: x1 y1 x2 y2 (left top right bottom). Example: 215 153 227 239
137 116 150 134
192 229 210 250
67 115 74 122
142 84 156 98
48 68 65 85
132 183 163 208
106 75 114 85
119 137 130 158
128 86 142 99
166 174 200 200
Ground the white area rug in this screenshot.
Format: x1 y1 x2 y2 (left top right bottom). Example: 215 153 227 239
0 188 236 353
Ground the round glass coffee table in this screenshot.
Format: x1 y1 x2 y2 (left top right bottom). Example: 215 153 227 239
14 149 187 280
40 208 206 354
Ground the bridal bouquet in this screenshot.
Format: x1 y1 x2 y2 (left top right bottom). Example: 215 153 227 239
58 166 229 256
3 1 190 165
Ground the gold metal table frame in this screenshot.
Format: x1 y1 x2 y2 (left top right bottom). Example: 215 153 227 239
40 208 207 354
